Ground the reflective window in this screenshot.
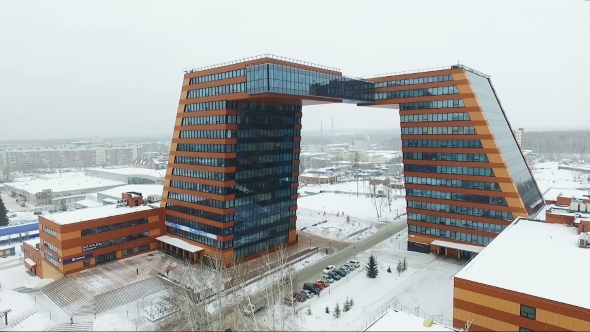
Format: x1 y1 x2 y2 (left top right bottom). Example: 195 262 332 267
405 176 501 191
406 188 507 206
404 164 494 176
177 143 236 153
234 233 289 260
174 156 235 167
181 115 237 126
188 68 246 85
466 72 544 216
400 99 465 110
171 167 233 181
179 130 236 139
408 225 493 245
184 100 240 112
167 191 234 209
165 203 233 223
374 74 453 88
401 126 476 135
81 218 148 236
82 232 149 252
400 112 470 123
187 82 246 99
408 213 506 233
407 200 513 220
403 152 489 162
167 215 233 236
170 180 234 196
167 225 232 249
376 86 459 100
403 139 483 148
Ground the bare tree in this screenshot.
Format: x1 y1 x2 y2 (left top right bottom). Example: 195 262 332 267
367 180 386 218
386 185 394 212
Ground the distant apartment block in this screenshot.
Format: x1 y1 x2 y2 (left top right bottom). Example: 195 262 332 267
513 127 524 148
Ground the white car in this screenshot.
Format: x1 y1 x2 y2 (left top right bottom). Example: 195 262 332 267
347 260 361 268
323 265 336 274
343 263 356 270
322 274 335 283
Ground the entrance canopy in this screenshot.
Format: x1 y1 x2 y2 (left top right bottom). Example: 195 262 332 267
156 235 204 253
431 240 483 253
25 258 36 266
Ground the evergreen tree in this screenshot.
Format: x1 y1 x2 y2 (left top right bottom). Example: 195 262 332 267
325 306 330 314
306 307 312 316
387 266 392 273
350 297 355 307
396 260 402 275
343 296 350 312
402 257 408 271
333 302 341 318
365 254 379 278
0 196 9 227
346 215 351 223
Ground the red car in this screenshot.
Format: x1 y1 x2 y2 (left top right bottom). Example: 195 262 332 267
314 282 325 290
293 292 307 302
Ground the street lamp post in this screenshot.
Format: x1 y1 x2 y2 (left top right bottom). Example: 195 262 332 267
309 239 311 249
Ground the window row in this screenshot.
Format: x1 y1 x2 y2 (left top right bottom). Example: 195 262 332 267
401 126 476 135
238 129 298 138
234 233 289 260
167 226 232 249
405 176 501 191
165 203 234 223
408 213 507 233
401 112 470 123
237 153 298 165
82 232 150 252
406 188 508 206
243 102 302 113
409 225 493 245
236 165 297 180
81 218 148 236
170 179 234 196
189 68 245 85
179 130 235 139
121 244 150 257
407 200 514 220
174 156 236 167
404 164 495 177
403 139 483 148
403 152 489 162
184 100 241 112
42 225 57 237
177 143 236 153
182 115 238 126
237 141 298 152
376 86 459 100
235 211 294 233
234 222 291 247
43 240 58 252
168 192 234 209
172 167 233 181
234 188 297 206
239 113 302 126
45 253 59 267
400 99 465 111
187 82 246 99
374 74 453 88
235 200 296 222
166 216 233 236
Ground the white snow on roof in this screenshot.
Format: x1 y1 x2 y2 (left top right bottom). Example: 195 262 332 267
430 240 483 253
87 167 166 177
42 204 158 225
75 199 104 208
455 218 590 309
543 188 590 201
365 309 456 332
98 184 164 199
4 175 125 194
24 238 40 247
156 235 203 253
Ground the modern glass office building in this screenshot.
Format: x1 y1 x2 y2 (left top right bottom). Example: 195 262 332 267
162 55 544 264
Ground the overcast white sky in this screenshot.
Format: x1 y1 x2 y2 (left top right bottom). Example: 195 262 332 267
0 0 587 140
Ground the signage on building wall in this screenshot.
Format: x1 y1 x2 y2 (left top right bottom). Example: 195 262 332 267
120 239 148 250
165 221 218 240
63 253 93 264
82 243 102 252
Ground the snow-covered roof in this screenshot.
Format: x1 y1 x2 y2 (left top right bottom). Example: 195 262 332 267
24 238 40 247
3 176 125 194
455 218 590 309
98 184 164 199
543 188 590 201
365 309 456 331
75 199 104 208
87 167 166 177
42 204 158 225
156 235 203 253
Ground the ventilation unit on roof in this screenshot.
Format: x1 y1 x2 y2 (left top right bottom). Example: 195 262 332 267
579 233 587 248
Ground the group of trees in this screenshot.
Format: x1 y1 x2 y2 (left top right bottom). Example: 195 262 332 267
0 196 9 227
327 296 355 319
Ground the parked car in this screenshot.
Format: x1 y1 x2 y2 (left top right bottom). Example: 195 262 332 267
348 260 361 268
316 280 330 287
284 296 297 306
334 268 347 277
293 292 307 302
244 301 266 315
323 265 336 274
322 274 335 283
344 262 357 270
328 271 341 280
300 289 315 298
340 265 352 272
303 283 321 295
314 282 325 290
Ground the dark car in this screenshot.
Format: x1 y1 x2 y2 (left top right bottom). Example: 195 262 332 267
333 268 347 277
303 283 321 295
328 271 341 280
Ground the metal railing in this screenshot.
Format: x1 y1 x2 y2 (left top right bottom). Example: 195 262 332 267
373 63 491 79
185 54 341 74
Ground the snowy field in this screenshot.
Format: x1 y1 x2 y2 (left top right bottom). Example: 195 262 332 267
531 161 590 193
258 228 462 331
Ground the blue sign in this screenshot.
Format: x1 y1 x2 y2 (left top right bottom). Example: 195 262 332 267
63 253 93 264
165 221 218 240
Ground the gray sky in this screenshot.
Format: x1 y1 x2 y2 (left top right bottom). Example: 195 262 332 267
0 0 587 140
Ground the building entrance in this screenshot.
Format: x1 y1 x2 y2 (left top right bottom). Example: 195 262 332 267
96 252 116 265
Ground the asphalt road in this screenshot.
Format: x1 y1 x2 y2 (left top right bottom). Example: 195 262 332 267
211 221 408 328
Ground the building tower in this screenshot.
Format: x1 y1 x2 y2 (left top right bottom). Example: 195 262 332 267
162 55 543 264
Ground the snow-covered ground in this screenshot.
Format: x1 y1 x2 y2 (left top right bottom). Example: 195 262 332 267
1 193 36 213
298 192 406 221
531 161 590 193
297 208 379 242
260 228 461 331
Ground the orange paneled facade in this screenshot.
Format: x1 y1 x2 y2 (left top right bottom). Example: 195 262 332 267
454 277 590 331
160 55 544 264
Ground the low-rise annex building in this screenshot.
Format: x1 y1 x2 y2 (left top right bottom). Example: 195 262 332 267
453 217 590 331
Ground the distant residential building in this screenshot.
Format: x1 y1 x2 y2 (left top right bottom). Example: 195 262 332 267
513 127 524 148
85 167 166 185
300 173 337 184
132 156 167 170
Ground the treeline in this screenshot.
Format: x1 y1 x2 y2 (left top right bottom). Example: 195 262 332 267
525 131 590 156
